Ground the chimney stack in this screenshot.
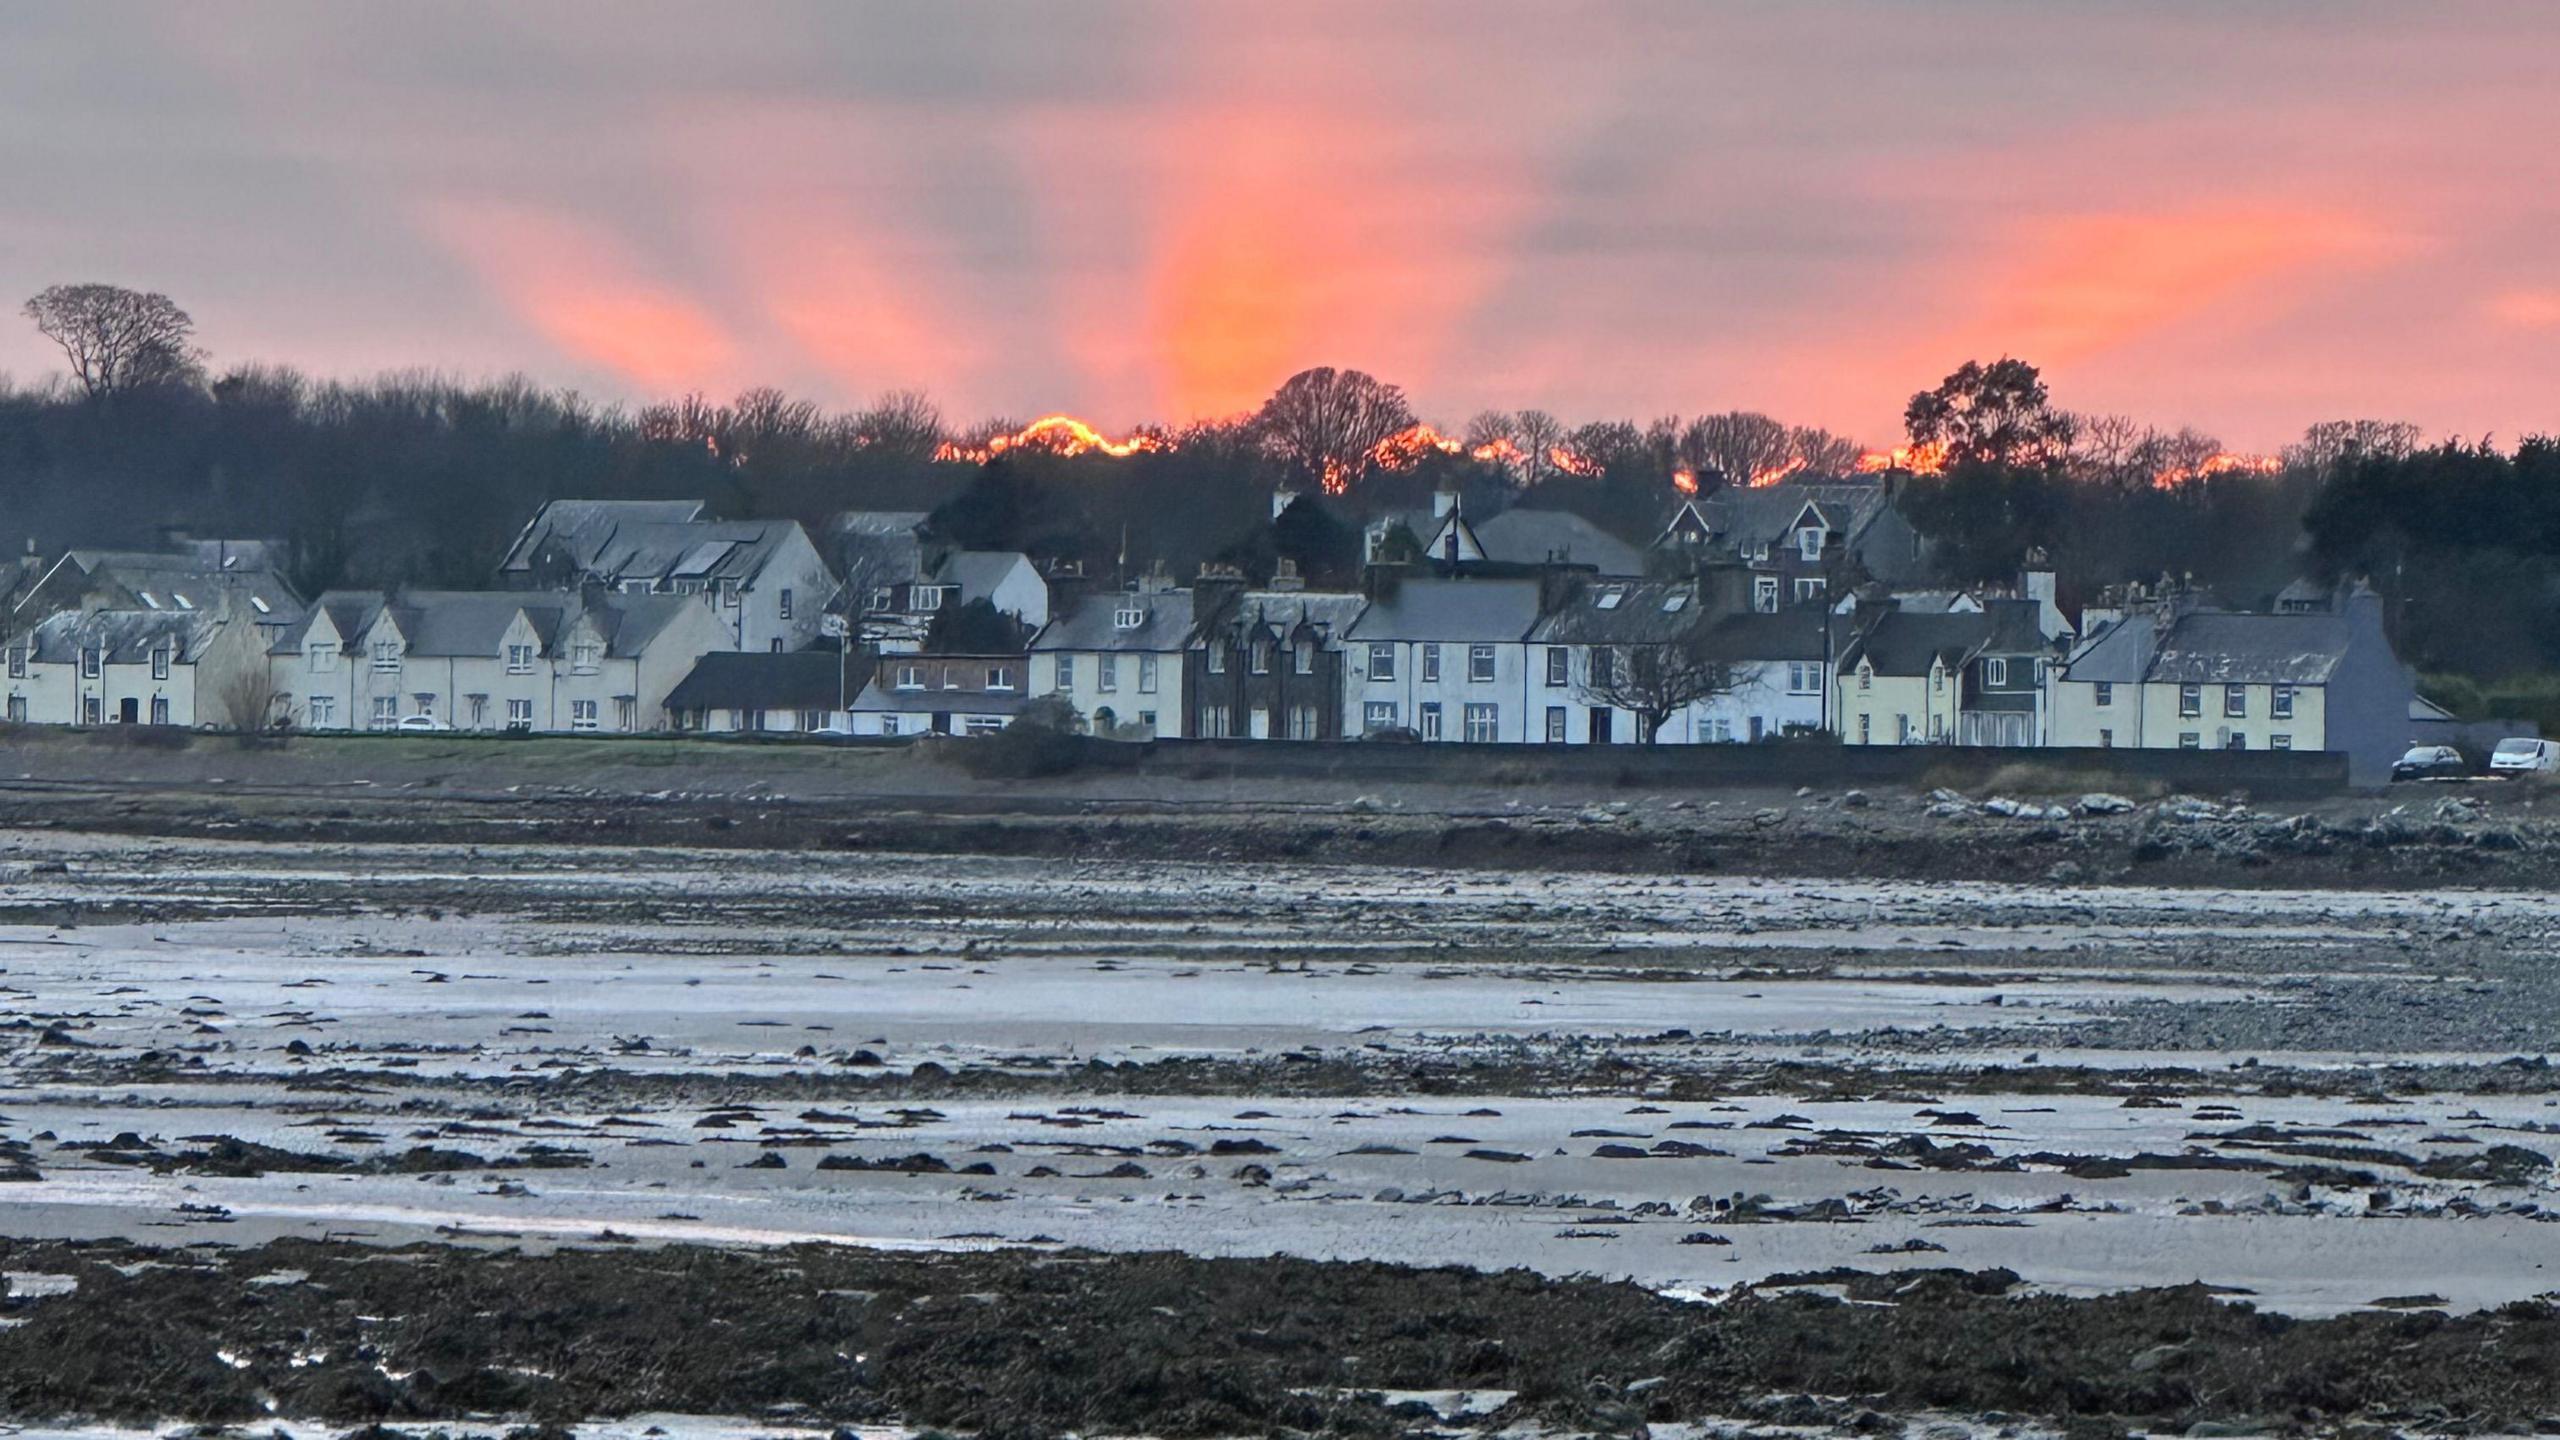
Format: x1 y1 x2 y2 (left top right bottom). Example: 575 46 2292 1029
1267 556 1305 593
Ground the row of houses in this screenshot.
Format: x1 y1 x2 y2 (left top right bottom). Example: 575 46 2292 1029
0 482 2445 783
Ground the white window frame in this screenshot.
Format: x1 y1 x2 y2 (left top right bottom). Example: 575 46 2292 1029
1418 701 1443 741
1366 642 1395 681
1462 702 1498 743
895 663 925 691
1546 647 1569 687
1467 644 1496 683
1138 654 1158 694
571 699 599 731
1421 643 1441 683
1363 700 1398 732
507 643 535 675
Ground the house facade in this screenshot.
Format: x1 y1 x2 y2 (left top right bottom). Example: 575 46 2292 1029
1030 577 1197 739
499 499 838 652
2050 585 2414 783
1341 575 1546 742
845 653 1028 736
271 589 727 733
1186 571 1364 741
664 651 851 733
1835 601 2049 747
9 603 271 728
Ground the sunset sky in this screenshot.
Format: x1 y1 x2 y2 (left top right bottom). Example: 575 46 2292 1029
2 1 2553 452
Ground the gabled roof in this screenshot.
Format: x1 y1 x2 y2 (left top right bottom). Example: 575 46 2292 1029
664 651 846 713
582 592 703 657
1344 577 1545 643
1033 589 1199 652
1468 509 1648 575
589 520 798 586
1207 590 1368 642
1527 579 1708 645
2058 614 2158 685
1700 480 1896 551
928 550 1036 596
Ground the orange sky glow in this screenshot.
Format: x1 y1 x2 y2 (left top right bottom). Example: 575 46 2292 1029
2 3 2553 454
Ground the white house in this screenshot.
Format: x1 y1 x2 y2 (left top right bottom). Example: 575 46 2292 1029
1031 577 1197 739
10 602 272 728
663 651 852 733
1340 576 1545 742
845 653 1028 737
271 589 728 733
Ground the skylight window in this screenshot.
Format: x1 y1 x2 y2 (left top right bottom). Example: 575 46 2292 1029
250 596 272 614
1660 593 1689 612
138 592 160 609
172 593 195 610
1594 588 1623 610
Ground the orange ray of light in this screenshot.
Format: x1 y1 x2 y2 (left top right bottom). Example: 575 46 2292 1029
421 199 740 396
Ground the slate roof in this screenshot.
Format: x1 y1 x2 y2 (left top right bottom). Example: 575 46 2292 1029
664 651 847 713
2058 615 2159 685
1695 610 1831 664
1469 509 1648 575
929 550 1034 597
499 500 708 574
1527 580 1709 646
1839 610 1997 677
586 520 798 586
2144 611 2357 685
1344 577 1545 643
287 589 699 660
1700 481 1895 550
1033 589 1200 652
27 608 228 665
1211 589 1368 641
846 672 1031 716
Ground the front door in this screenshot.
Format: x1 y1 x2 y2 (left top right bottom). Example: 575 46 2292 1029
118 697 139 724
932 712 952 734
1589 706 1612 744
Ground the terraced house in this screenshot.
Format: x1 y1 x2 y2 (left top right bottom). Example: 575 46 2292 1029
10 601 275 728
499 498 838 653
271 589 727 733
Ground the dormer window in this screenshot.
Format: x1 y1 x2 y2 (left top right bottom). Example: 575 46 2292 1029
911 585 948 612
1115 606 1145 629
506 643 536 674
572 641 600 673
372 639 401 672
1798 527 1825 560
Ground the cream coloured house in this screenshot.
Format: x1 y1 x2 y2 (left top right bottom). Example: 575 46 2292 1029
8 602 272 727
270 589 727 733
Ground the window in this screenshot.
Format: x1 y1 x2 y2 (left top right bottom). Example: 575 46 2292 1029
308 695 333 727
896 663 925 691
1787 662 1820 695
1857 664 1872 691
1932 666 1946 693
2094 681 2113 707
2178 731 2201 749
1206 645 1225 675
964 717 1003 736
1794 577 1826 602
942 666 962 689
2097 727 2112 748
1198 704 1233 738
1705 717 1733 743
147 646 169 680
149 696 169 725
1367 642 1396 681
1052 655 1074 690
4 648 20 679
769 639 782 654
779 588 794 620
1797 527 1824 560
1421 643 1441 682
371 696 398 730
82 696 100 726
570 700 598 731
2271 733 2292 750
506 698 532 726
987 664 1015 692
1462 702 1498 743
720 579 740 608
2178 683 2201 717
1137 711 1155 731
1138 654 1158 693
573 642 600 673
507 644 535 674
1928 714 1945 742
1546 648 1570 687
868 587 894 612
1419 702 1443 740
1857 713 1870 743
2272 685 2294 720
1468 644 1496 683
1545 705 1566 743
1363 701 1399 733
1754 577 1779 613
1251 640 1272 675
373 640 401 673
1660 591 1689 613
912 585 948 612
1114 606 1146 629
879 715 900 736
1984 658 2008 687
2224 684 2246 718
1287 705 1320 740
800 708 825 732
2225 731 2246 750
1588 646 1615 687
1294 639 1314 675
80 647 99 680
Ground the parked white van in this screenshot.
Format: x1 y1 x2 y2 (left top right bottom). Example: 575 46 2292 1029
2489 737 2560 776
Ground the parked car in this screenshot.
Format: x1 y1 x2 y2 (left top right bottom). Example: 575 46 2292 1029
394 714 451 732
2489 737 2560 776
2391 744 2468 781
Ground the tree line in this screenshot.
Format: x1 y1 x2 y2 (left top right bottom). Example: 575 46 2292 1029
8 283 2554 686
